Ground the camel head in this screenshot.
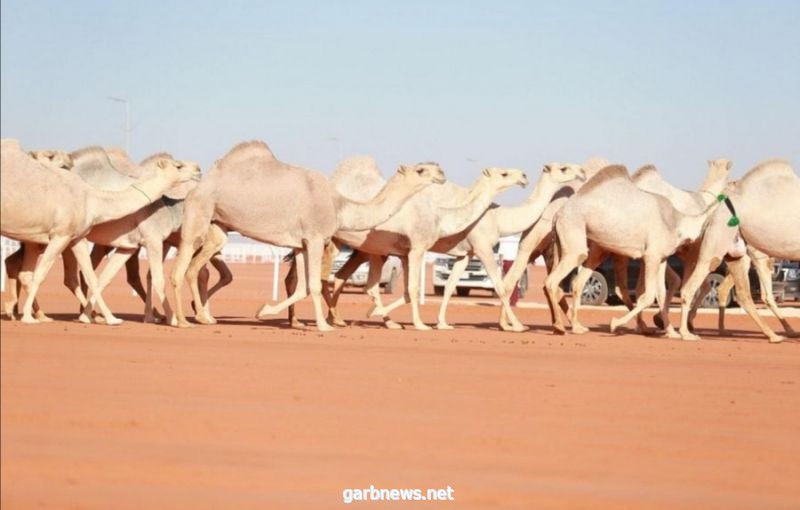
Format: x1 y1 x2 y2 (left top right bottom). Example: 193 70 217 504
396 162 447 189
143 156 202 187
161 159 202 199
481 167 529 191
543 163 587 184
29 150 74 170
702 159 733 190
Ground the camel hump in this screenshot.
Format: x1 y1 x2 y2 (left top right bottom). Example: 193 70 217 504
582 156 610 175
631 164 658 181
222 140 276 162
578 164 630 195
1 138 22 152
69 145 109 162
741 159 795 182
140 152 174 166
332 155 381 180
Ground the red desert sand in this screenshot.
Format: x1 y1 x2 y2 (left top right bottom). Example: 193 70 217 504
2 262 799 509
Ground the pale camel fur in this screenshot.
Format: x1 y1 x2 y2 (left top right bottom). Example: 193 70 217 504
328 166 529 330
543 165 722 337
169 141 446 331
0 140 199 324
676 160 800 342
497 157 609 331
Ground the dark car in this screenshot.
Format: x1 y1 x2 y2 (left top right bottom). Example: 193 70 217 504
769 260 800 302
565 255 791 308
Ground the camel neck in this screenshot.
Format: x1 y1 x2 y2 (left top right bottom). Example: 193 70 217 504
87 173 177 225
335 173 420 231
496 175 561 237
437 179 499 237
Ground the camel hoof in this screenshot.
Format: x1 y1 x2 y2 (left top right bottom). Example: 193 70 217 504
384 319 403 330
653 314 665 330
327 315 347 327
414 323 433 331
609 318 623 334
36 314 54 323
20 315 39 324
665 327 682 339
256 305 277 318
680 331 701 341
552 326 567 335
195 314 217 325
769 336 785 344
104 316 123 326
367 305 386 318
436 322 454 330
317 322 335 332
572 323 589 335
78 313 92 324
175 320 193 329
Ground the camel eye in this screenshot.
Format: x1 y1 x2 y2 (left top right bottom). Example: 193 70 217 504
416 168 423 174
501 172 508 177
560 166 567 172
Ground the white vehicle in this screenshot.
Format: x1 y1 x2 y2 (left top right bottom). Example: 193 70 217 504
329 245 403 293
433 238 528 297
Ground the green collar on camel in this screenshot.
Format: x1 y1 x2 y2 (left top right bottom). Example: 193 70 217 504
716 194 740 227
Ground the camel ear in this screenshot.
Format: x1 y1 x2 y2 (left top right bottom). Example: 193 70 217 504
482 168 491 177
156 158 172 169
398 165 409 175
543 164 552 173
725 160 733 171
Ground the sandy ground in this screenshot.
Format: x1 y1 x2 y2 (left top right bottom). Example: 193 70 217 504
2 262 799 509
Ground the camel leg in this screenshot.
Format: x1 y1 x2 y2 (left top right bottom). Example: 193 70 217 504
569 247 606 334
123 250 148 303
256 250 309 318
59 248 87 320
751 253 797 337
727 256 784 343
3 246 24 320
20 237 72 323
436 255 469 330
375 256 422 326
363 255 400 329
544 246 586 335
185 228 227 325
656 260 681 338
284 256 304 329
717 273 735 335
79 246 136 324
613 255 634 310
609 257 660 334
406 248 430 330
499 254 535 331
142 240 173 325
206 255 233 300
478 245 526 332
655 264 681 331
4 244 49 321
304 238 334 332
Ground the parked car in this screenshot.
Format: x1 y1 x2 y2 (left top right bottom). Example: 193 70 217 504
433 241 529 298
765 260 800 302
565 255 792 307
329 245 402 293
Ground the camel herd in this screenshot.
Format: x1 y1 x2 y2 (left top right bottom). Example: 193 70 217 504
1 138 798 342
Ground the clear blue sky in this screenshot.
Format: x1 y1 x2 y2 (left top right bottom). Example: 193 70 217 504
2 0 798 204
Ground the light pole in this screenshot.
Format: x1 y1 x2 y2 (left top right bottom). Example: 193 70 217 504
108 96 130 154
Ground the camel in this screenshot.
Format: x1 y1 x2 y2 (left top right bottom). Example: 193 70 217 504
323 165 530 330
676 160 800 342
169 140 446 331
595 160 732 332
716 246 797 339
0 140 199 324
495 157 609 331
3 148 220 324
543 165 722 337
432 163 585 330
71 150 205 324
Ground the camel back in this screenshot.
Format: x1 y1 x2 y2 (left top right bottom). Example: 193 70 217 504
577 165 630 195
